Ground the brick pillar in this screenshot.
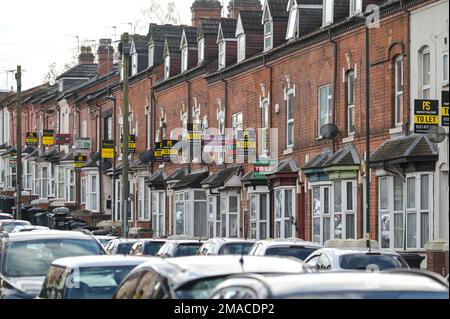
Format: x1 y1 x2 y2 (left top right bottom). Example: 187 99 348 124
425 240 449 277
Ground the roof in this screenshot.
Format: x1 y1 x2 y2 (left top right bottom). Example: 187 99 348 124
191 0 222 9
51 255 157 269
324 143 360 167
182 26 199 47
146 170 167 187
148 24 185 44
371 134 439 164
172 171 210 190
165 35 183 55
201 166 242 188
253 238 322 249
132 34 149 54
134 255 309 289
56 64 98 80
198 18 221 38
268 159 299 175
219 18 238 39
239 10 264 33
302 149 333 170
265 0 290 21
251 271 450 298
7 230 96 242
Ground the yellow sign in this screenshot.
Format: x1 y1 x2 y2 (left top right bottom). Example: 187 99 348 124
414 115 439 125
42 136 54 145
187 133 203 140
102 140 114 159
236 141 257 149
443 107 449 117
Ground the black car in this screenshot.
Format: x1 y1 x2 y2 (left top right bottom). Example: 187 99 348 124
0 230 106 299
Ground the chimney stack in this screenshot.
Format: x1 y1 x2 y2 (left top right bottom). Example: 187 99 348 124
228 0 262 19
97 39 114 77
78 46 95 65
191 0 222 27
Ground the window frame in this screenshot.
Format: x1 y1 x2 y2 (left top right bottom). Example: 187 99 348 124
261 99 270 157
198 38 205 64
318 84 333 137
394 56 404 127
181 46 188 73
443 52 449 85
237 34 246 62
264 20 273 51
164 55 170 80
323 0 334 27
148 43 155 68
151 190 165 237
286 6 299 40
250 192 270 240
421 47 431 98
218 41 226 70
349 0 362 16
274 187 296 239
286 91 295 148
347 71 356 135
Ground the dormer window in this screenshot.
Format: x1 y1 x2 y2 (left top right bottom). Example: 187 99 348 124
264 21 273 51
237 34 246 62
148 43 154 67
131 42 138 76
350 0 362 16
323 0 334 26
286 4 299 39
164 55 170 80
181 46 188 72
218 41 226 70
198 38 205 64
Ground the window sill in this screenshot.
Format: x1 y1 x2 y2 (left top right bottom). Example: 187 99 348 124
342 135 355 144
283 148 293 155
389 126 403 136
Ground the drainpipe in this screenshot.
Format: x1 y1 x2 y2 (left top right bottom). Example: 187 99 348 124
220 74 228 169
96 98 103 216
329 29 338 154
185 75 192 173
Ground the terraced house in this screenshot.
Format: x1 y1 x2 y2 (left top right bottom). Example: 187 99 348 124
1 0 448 263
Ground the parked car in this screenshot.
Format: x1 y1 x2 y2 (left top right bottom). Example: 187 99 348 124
0 213 14 220
94 235 119 247
128 239 167 256
197 238 257 256
104 238 140 255
0 230 106 299
11 225 50 233
303 248 409 271
156 239 203 257
0 220 31 233
39 255 156 299
210 270 449 299
113 255 312 299
248 238 322 261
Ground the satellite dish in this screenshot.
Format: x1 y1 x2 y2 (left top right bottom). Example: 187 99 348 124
427 126 447 144
139 150 153 164
90 152 101 161
320 123 339 140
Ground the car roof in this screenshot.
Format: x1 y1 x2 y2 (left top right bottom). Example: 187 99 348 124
94 235 119 240
6 230 96 242
164 239 204 244
51 255 158 268
204 238 257 244
0 220 30 224
255 239 323 248
139 238 167 243
312 247 400 257
110 238 140 244
137 255 308 289
260 272 449 297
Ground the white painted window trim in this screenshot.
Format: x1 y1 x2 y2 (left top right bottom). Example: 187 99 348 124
198 38 205 64
264 20 273 51
421 47 431 98
442 52 449 85
250 192 270 240
274 187 296 239
323 0 334 27
237 34 246 62
318 84 333 137
347 71 356 135
286 90 295 148
151 190 165 236
394 56 404 127
218 41 226 70
349 0 362 17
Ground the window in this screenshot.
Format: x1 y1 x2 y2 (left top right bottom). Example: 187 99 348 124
218 41 226 70
198 38 205 64
151 191 165 237
81 177 86 204
164 55 170 80
181 47 188 72
312 181 356 245
25 161 32 190
208 195 221 238
138 178 150 221
286 7 299 39
378 174 432 250
57 166 64 199
323 0 334 26
350 0 362 16
264 21 273 51
318 84 333 136
237 34 246 62
220 194 240 238
104 116 113 140
347 71 356 134
49 163 56 197
286 91 294 147
89 174 99 212
250 193 269 240
174 190 207 237
148 44 155 67
131 53 138 76
421 48 431 98
275 188 295 239
115 180 122 221
81 120 88 138
394 56 404 126
443 52 449 85
261 100 270 156
32 163 39 196
40 166 48 199
232 112 243 138
65 167 75 203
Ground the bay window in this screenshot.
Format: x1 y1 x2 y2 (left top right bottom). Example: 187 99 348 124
115 180 122 221
250 193 269 240
312 181 356 245
318 84 333 136
41 166 48 199
174 190 207 237
33 163 40 196
421 47 431 98
151 191 165 237
286 92 294 148
394 56 404 127
49 163 56 197
275 188 296 239
89 174 99 212
379 173 432 250
220 194 239 238
138 178 150 221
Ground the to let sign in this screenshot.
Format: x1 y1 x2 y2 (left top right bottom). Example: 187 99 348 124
74 154 87 172
74 137 92 151
121 135 136 153
442 91 449 127
42 130 55 145
55 134 72 145
414 99 439 134
26 132 38 146
154 140 178 162
102 140 114 159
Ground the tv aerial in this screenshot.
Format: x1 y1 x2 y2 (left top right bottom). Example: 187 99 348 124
427 126 448 144
320 123 340 140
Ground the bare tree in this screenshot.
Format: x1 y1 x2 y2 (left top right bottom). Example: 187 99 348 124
43 47 78 85
140 0 181 25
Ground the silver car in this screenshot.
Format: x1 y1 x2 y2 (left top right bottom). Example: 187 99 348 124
248 238 322 261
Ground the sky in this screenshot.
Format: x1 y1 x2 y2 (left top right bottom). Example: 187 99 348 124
0 0 204 91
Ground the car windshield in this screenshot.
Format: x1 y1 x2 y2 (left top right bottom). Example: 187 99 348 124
2 222 30 233
176 276 227 299
174 243 202 257
265 246 318 261
117 243 135 255
64 266 135 299
98 239 113 246
218 243 254 255
144 242 165 256
3 239 104 277
339 254 407 270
